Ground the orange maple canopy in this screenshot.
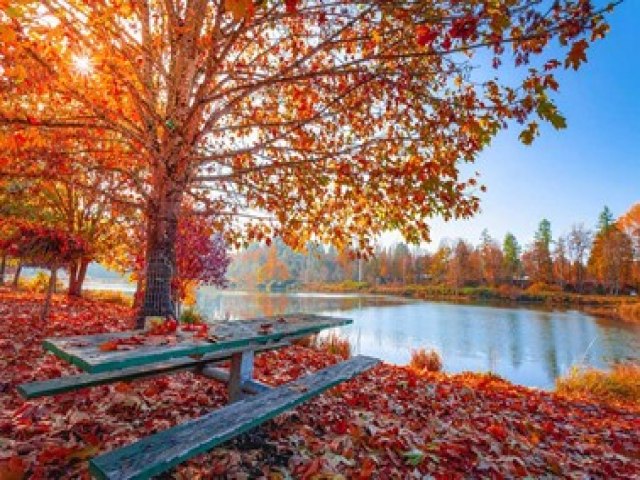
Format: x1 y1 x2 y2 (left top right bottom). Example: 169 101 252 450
0 0 615 317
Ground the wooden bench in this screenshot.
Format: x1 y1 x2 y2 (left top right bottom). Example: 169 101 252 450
18 341 289 399
89 355 379 480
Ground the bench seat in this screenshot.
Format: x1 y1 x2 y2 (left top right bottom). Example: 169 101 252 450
18 341 288 399
89 355 379 480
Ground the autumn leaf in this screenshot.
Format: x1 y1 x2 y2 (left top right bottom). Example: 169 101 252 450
536 98 567 129
285 0 299 14
487 423 508 441
0 457 25 480
449 17 478 40
565 39 589 70
415 25 437 47
99 340 119 351
518 121 539 145
0 25 17 44
224 0 253 21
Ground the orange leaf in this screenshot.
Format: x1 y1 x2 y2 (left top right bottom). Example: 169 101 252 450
224 0 253 21
114 382 133 393
0 457 26 480
99 340 119 351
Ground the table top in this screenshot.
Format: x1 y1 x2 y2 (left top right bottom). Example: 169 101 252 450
44 313 351 373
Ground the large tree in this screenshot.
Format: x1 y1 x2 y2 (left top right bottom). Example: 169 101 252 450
566 223 592 292
502 232 521 284
0 0 614 321
619 203 640 290
478 229 503 286
589 206 633 294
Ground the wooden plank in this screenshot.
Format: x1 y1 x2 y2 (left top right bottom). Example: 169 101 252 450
18 341 289 399
44 314 351 374
89 355 379 480
200 366 272 395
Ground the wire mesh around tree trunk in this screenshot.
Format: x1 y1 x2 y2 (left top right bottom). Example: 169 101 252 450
139 254 176 324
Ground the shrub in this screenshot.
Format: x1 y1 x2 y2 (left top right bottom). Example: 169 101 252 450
180 307 205 324
85 290 133 307
409 348 443 373
496 284 521 299
22 272 64 293
556 363 640 407
316 332 351 359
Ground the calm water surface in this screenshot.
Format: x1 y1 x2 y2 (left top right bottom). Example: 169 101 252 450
196 290 640 389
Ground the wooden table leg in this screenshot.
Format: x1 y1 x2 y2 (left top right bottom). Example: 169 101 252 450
228 350 254 403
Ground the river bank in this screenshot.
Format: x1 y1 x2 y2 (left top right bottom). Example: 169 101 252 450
301 282 640 322
1 289 638 478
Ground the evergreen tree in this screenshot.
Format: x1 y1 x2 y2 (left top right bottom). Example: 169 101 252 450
503 233 521 283
597 206 614 233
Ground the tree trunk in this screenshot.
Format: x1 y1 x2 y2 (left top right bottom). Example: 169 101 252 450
136 178 183 327
68 257 89 297
12 262 22 289
41 267 57 321
0 254 6 286
133 274 145 310
68 260 78 296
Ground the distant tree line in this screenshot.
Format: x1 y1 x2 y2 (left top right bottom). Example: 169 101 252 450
229 205 640 295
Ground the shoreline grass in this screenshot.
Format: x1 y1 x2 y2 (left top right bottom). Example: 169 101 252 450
301 282 640 321
555 363 640 408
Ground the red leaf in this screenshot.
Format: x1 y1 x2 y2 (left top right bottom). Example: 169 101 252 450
285 0 298 14
487 423 508 441
416 25 438 47
333 418 349 434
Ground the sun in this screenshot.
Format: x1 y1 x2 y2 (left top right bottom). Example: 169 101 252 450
72 55 93 76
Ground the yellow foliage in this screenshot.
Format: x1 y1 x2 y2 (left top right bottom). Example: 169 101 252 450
316 333 351 360
556 363 640 408
182 280 198 307
409 348 443 373
84 290 133 307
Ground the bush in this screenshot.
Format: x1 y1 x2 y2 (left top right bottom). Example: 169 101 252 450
21 272 64 293
556 363 640 407
316 332 351 359
409 348 443 373
496 284 521 299
180 307 205 324
85 290 133 307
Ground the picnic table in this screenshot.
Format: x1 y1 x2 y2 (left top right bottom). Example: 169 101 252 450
18 313 379 480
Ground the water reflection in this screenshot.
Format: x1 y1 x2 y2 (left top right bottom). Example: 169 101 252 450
196 289 640 389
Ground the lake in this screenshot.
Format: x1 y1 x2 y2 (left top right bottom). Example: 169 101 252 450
196 289 640 389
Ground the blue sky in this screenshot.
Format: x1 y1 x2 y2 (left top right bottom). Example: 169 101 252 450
416 1 640 250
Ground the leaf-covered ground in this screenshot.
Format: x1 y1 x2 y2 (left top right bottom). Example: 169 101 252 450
0 290 638 479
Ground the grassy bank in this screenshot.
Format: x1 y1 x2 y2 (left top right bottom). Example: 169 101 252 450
303 281 640 321
556 363 640 409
